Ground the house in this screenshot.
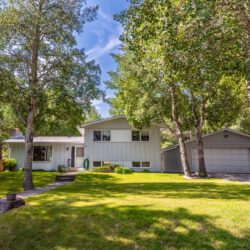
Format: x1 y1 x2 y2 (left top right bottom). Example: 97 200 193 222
162 129 250 174
5 116 162 172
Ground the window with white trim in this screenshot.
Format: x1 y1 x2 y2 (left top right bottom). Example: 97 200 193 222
93 131 111 141
132 131 149 141
33 146 52 162
132 161 141 168
132 161 150 168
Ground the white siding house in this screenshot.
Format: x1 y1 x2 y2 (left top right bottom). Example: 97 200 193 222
5 116 162 172
80 116 162 171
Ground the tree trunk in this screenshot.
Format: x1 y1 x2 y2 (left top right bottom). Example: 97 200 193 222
246 80 250 104
170 87 191 177
177 126 191 177
23 15 40 190
23 104 35 190
0 142 3 172
194 127 207 177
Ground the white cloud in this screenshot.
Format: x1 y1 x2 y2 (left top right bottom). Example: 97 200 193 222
86 36 120 61
85 7 123 62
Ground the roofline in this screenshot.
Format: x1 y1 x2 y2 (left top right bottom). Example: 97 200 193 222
79 115 126 128
185 128 250 144
161 128 250 150
4 136 84 144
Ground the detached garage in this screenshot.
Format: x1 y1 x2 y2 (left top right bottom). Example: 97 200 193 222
162 129 250 174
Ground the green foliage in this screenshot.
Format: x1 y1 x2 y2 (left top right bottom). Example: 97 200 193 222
108 0 248 148
3 158 17 171
57 165 66 173
91 166 112 173
0 0 104 135
114 166 133 174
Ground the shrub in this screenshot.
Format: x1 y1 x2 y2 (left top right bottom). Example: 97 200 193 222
109 164 119 172
114 166 133 174
142 169 151 173
3 158 17 171
91 166 111 173
57 164 66 172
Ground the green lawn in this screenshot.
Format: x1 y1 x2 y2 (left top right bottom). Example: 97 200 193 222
0 171 59 198
0 173 249 250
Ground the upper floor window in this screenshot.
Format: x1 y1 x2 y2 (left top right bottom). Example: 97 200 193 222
33 146 52 162
132 131 149 141
93 131 111 141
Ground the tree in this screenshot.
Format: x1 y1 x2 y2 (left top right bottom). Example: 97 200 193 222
0 106 16 171
85 106 101 123
109 0 247 177
0 0 103 190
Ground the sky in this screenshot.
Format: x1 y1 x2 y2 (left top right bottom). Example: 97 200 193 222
76 0 129 118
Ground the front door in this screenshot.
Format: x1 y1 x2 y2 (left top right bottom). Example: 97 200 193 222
75 146 84 168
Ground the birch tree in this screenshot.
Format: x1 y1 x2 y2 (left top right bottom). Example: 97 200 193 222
0 0 102 190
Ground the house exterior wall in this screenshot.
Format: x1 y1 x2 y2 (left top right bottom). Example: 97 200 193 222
186 130 250 172
84 117 162 172
162 130 250 173
161 147 182 173
9 142 83 171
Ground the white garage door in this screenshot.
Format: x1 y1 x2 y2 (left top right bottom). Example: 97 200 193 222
192 148 250 173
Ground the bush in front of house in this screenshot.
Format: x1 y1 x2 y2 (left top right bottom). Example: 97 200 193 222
3 158 17 171
114 166 133 174
91 166 112 173
57 164 66 172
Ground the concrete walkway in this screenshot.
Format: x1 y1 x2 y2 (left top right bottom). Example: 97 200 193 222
211 173 250 183
17 181 72 199
17 171 82 199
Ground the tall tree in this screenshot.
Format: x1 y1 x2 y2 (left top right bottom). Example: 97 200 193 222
109 0 247 177
0 0 103 190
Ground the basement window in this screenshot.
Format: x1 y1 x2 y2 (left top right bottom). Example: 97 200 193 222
93 161 102 167
33 146 52 162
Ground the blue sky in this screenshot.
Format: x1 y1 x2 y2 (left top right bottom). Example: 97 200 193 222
76 0 129 118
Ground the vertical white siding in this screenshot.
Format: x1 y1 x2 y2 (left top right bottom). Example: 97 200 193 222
9 142 83 171
84 118 161 172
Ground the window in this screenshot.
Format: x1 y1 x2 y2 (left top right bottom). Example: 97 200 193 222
93 161 102 167
142 162 150 168
93 131 111 141
141 131 149 141
33 146 52 162
132 131 149 141
132 161 151 168
93 131 102 141
102 131 111 141
76 147 84 158
132 131 140 141
132 162 141 168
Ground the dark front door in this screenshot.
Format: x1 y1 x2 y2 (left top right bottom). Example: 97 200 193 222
71 146 75 167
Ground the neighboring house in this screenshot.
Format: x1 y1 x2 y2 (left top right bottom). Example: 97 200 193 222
162 129 250 174
5 116 162 172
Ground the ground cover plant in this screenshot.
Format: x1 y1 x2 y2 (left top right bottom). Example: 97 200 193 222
0 173 249 250
0 171 58 198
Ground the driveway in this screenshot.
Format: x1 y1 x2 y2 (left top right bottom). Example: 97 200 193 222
211 173 250 183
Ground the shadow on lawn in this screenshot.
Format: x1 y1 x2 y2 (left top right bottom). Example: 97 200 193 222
58 173 250 201
0 203 249 250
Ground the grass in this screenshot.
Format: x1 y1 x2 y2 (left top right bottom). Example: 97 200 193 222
0 171 59 198
0 173 249 250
